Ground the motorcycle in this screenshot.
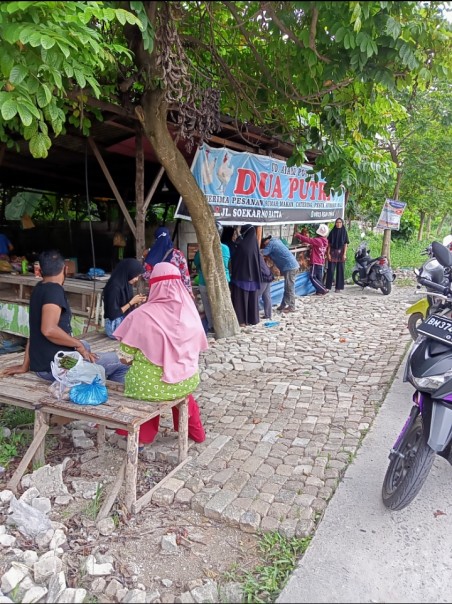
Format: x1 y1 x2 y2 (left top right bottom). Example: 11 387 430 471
406 237 452 340
382 240 452 510
352 241 395 295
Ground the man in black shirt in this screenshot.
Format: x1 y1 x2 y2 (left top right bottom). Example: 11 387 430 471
4 250 128 383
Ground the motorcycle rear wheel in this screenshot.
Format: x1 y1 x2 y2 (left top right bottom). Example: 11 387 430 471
380 278 392 295
382 415 435 511
407 312 424 341
352 270 362 286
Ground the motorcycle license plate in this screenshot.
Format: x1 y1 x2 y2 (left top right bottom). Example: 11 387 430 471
417 314 452 345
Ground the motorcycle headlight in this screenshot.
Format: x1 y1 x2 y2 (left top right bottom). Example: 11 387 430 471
409 366 452 393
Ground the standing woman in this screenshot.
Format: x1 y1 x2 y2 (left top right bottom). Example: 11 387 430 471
103 258 145 339
143 226 193 295
230 224 262 326
113 262 208 446
325 218 350 293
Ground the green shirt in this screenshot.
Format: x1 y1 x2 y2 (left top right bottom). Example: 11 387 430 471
119 343 199 401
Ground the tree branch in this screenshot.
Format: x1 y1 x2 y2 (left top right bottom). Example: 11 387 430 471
308 7 331 64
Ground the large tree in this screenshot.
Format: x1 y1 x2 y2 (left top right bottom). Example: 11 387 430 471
1 1 451 337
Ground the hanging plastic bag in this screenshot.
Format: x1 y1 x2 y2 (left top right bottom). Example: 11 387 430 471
69 376 108 406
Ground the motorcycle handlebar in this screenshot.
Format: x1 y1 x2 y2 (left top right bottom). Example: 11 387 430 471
417 277 450 295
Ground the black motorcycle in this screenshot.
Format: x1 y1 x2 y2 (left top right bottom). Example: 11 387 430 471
382 241 452 510
352 241 395 295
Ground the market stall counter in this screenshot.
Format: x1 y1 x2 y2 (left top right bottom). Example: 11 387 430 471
0 273 107 337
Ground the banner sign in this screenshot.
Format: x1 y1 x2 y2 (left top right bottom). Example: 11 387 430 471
174 144 345 225
376 199 407 231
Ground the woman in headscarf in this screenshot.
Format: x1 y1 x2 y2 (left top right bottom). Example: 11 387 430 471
142 226 193 295
230 224 262 326
325 217 350 293
113 262 208 446
102 258 145 339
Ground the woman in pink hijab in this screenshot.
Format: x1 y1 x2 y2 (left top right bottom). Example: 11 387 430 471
113 262 208 445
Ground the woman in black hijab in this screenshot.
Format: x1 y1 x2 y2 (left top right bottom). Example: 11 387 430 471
103 258 145 338
325 218 350 292
230 224 262 326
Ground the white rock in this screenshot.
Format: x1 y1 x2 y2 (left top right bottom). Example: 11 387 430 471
1 566 28 594
54 495 73 506
33 555 62 584
0 525 5 534
0 490 14 505
91 578 107 594
96 517 115 536
31 497 51 515
85 555 113 577
49 529 67 550
23 551 39 567
22 586 48 603
19 488 40 506
35 528 54 549
105 578 123 598
0 534 16 547
56 588 87 603
121 589 146 603
160 534 178 553
47 570 66 602
161 579 173 588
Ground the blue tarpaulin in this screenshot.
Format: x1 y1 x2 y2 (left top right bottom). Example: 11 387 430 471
260 271 315 308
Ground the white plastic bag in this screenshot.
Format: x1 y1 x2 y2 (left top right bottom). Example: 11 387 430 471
49 350 106 400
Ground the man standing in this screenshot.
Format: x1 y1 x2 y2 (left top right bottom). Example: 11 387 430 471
261 235 299 313
3 250 128 382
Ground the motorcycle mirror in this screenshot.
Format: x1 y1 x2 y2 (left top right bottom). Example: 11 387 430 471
431 241 452 268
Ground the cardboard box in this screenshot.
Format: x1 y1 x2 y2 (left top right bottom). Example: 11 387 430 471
64 258 77 276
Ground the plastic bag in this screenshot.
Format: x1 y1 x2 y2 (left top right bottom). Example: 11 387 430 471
49 351 106 400
69 376 108 406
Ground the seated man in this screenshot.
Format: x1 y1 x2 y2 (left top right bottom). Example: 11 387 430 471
3 250 128 383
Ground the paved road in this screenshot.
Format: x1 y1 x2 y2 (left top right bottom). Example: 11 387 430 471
277 358 452 604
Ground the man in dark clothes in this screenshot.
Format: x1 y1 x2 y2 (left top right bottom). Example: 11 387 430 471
3 250 128 382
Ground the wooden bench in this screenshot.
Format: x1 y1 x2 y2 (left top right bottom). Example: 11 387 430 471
0 371 190 517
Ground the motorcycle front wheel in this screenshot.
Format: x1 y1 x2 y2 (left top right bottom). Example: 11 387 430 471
407 312 424 341
380 278 392 295
382 415 435 511
352 270 362 286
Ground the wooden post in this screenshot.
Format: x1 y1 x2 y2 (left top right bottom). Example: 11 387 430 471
88 137 137 239
97 459 126 521
124 428 139 513
97 425 106 448
178 397 189 462
33 410 50 468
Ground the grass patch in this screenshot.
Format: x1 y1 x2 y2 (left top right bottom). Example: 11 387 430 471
225 532 311 603
83 484 103 520
0 430 31 467
0 406 34 429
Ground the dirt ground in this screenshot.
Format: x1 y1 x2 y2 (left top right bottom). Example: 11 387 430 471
1 426 260 601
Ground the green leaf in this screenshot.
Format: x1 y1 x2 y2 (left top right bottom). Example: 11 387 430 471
29 132 51 158
36 84 52 108
74 69 86 88
17 102 33 126
1 98 18 121
9 64 28 86
0 53 14 79
23 121 38 141
29 31 43 48
56 41 70 59
40 35 55 50
334 27 346 43
386 16 401 40
20 99 41 119
63 62 74 78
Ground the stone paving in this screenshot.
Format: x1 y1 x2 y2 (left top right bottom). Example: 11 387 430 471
136 282 415 538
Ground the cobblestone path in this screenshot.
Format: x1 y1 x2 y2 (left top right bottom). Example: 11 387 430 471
146 284 414 537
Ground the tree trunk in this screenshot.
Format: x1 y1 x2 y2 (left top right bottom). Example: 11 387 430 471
418 211 425 241
382 146 402 263
437 213 448 237
136 89 240 338
426 214 432 240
